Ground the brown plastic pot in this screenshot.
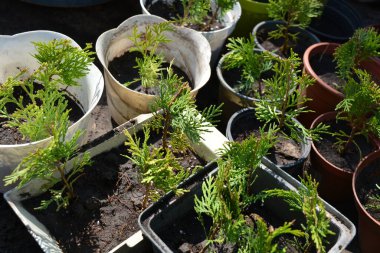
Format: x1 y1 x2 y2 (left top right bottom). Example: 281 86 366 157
300 42 380 127
353 150 380 253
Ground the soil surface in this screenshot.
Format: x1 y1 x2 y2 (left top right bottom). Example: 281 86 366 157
356 160 380 221
309 54 345 92
230 112 302 168
145 0 224 31
22 131 205 252
314 119 376 172
0 83 84 145
108 51 193 95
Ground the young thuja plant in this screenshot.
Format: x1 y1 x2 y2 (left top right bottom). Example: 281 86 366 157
256 174 335 253
266 0 323 55
333 68 380 159
222 35 273 98
4 112 92 211
365 184 380 214
0 39 94 141
194 129 305 252
254 51 329 143
178 0 238 31
334 27 380 80
126 22 174 90
124 67 222 209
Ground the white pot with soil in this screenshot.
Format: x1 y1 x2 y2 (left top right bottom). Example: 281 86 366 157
4 113 228 253
0 31 104 192
96 14 211 124
140 0 242 66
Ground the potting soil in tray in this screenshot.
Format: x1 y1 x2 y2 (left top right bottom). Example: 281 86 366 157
309 54 345 92
144 0 224 31
355 158 380 221
0 83 84 145
22 131 205 253
108 51 193 95
231 115 302 167
314 119 377 172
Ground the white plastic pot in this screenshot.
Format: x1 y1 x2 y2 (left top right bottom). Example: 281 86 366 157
4 113 228 253
0 31 104 192
96 14 211 124
140 0 242 66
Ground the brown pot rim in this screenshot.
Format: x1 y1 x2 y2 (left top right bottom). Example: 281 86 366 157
353 149 380 227
310 111 353 175
303 42 344 98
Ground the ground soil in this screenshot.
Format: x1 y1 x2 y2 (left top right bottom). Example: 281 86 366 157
22 131 204 253
230 112 302 167
314 119 376 172
108 51 193 95
0 83 84 145
145 0 224 31
309 54 345 92
356 161 380 221
256 26 315 59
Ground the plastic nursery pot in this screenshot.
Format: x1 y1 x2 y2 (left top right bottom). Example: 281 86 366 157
252 20 320 59
140 0 242 67
232 0 269 37
353 150 380 253
299 42 380 127
216 50 263 122
21 0 111 7
308 3 360 43
4 113 229 253
0 31 104 193
139 160 356 253
96 14 211 125
226 108 311 178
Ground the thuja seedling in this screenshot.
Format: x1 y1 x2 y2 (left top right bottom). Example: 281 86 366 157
194 130 304 252
124 66 222 209
256 174 335 253
266 0 323 55
0 39 94 142
4 112 92 211
222 35 273 98
254 51 329 143
178 0 238 31
365 184 380 214
334 27 380 80
333 68 380 158
126 22 174 90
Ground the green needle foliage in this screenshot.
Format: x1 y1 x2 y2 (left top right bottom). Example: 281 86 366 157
0 39 94 142
267 0 323 55
178 0 238 31
124 65 221 209
149 66 222 152
4 113 92 211
365 184 380 213
254 51 329 142
223 35 273 98
334 27 380 80
195 130 304 252
126 22 174 89
333 68 380 157
256 174 335 253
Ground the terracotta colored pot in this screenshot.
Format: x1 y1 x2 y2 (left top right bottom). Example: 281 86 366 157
300 42 380 127
353 150 380 253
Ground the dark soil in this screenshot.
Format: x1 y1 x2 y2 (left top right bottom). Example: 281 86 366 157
356 158 380 221
108 51 193 95
145 0 224 31
309 54 345 92
231 113 302 167
0 83 84 145
22 131 204 253
314 119 376 172
256 26 315 58
0 195 42 253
